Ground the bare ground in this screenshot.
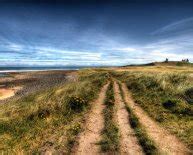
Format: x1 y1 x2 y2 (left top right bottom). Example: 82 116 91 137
0 70 75 104
0 86 21 100
121 83 191 155
73 83 109 155
113 81 144 155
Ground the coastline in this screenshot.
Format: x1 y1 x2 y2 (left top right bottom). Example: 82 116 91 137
0 68 80 73
0 70 77 103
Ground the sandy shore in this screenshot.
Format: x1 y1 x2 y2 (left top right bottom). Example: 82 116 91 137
0 70 77 103
0 87 22 100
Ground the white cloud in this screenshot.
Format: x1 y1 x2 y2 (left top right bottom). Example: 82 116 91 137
151 17 193 35
111 47 137 52
8 43 23 51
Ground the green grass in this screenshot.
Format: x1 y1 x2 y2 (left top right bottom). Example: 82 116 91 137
118 82 158 155
99 81 119 153
0 70 108 153
114 72 193 150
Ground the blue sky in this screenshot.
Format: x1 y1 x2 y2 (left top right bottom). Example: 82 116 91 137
0 0 193 66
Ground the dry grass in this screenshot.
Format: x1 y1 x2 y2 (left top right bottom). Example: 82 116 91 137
1 65 193 153
109 65 193 74
0 69 108 153
99 81 119 153
117 82 158 154
113 70 193 150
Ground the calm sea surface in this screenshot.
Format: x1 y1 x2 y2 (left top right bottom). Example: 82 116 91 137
0 66 88 73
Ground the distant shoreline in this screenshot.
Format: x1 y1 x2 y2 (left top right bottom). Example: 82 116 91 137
0 68 80 73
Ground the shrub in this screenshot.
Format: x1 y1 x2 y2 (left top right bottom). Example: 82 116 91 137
162 99 177 109
184 88 193 104
38 109 50 119
69 123 81 135
27 109 51 121
67 96 88 112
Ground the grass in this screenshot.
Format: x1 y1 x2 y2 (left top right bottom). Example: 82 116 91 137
118 82 158 155
114 71 193 150
0 70 108 153
99 81 119 153
1 65 193 153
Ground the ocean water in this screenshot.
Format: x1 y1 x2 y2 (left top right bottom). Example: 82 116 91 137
0 66 87 73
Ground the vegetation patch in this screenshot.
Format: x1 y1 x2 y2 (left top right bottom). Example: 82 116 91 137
184 87 193 105
99 81 119 153
162 98 177 109
114 72 193 150
0 70 108 153
67 96 88 113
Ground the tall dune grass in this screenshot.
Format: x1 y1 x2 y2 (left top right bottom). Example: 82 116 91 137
0 70 108 153
114 71 193 150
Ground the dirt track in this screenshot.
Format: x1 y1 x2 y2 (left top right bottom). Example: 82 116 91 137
114 81 144 155
121 83 191 155
73 83 109 154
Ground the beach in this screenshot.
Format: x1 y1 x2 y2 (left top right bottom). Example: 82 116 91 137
0 70 77 102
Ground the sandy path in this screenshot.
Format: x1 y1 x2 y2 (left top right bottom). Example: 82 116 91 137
73 83 109 155
121 83 191 155
114 81 144 155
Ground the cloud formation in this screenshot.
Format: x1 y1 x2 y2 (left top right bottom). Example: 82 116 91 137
0 2 193 66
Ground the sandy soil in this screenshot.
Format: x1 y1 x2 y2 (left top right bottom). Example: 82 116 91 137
121 83 191 155
0 70 76 103
114 81 144 155
73 83 109 155
0 87 21 100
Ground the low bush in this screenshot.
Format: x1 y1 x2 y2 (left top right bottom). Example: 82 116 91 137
162 99 177 109
67 96 88 113
27 109 51 121
184 88 193 104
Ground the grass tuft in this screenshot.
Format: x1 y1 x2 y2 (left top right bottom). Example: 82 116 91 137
99 81 119 153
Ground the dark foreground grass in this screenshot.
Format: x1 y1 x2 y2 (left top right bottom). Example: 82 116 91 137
0 70 108 153
114 71 193 150
118 82 158 155
99 81 119 153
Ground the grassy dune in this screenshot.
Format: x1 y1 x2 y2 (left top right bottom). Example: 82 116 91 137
0 65 193 153
114 71 193 150
0 70 108 153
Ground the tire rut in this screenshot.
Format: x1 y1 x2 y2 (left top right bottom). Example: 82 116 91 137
73 83 109 155
114 81 144 155
121 83 191 155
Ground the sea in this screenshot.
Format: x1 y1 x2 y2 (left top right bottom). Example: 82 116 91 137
0 66 89 77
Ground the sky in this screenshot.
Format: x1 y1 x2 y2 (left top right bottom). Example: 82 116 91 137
0 0 193 67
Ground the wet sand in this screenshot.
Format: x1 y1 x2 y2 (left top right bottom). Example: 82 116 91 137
0 70 77 103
